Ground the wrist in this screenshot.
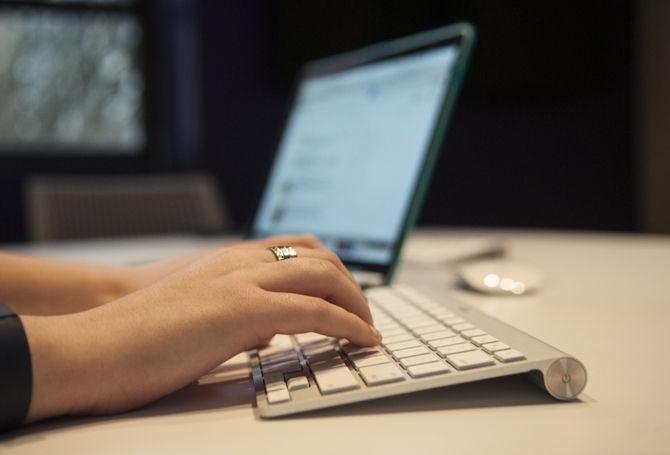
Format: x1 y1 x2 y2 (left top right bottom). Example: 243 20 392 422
22 314 96 422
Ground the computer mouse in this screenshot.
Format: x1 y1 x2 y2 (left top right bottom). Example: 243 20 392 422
457 259 542 295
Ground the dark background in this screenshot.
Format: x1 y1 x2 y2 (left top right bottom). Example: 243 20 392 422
0 0 636 242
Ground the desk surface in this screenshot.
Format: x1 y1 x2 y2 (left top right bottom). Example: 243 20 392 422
2 229 669 454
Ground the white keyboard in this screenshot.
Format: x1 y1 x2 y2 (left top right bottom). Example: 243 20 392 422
252 284 587 417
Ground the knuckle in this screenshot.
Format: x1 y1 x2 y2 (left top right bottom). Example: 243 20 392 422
324 250 343 266
315 258 339 279
302 234 321 247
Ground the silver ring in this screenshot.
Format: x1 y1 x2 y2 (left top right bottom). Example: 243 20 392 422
268 246 298 261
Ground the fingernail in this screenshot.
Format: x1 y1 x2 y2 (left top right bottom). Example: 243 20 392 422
369 324 382 342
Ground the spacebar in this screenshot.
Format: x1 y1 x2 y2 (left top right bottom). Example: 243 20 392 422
312 366 360 395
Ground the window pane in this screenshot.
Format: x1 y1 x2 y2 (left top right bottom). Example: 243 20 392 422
0 7 145 154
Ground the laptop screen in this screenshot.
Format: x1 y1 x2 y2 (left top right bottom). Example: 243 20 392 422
251 43 461 266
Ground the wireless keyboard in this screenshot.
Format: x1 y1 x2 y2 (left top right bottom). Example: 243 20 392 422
251 284 587 417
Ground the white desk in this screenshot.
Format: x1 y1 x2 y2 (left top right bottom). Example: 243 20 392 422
2 229 669 454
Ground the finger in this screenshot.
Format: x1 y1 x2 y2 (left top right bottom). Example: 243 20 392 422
263 247 359 289
208 246 363 296
305 248 359 288
253 257 374 325
214 245 357 285
268 292 380 346
261 256 370 322
227 237 359 287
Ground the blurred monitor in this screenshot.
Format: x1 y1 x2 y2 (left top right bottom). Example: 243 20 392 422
0 1 145 155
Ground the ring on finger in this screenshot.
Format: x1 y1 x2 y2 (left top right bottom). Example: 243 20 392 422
268 246 298 261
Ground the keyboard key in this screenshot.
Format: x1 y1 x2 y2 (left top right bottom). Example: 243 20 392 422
301 336 331 347
428 336 465 349
373 317 394 327
258 346 296 362
416 301 443 311
451 323 475 332
266 386 291 404
367 288 408 307
407 362 452 378
359 363 405 386
351 353 391 369
260 351 298 366
305 349 340 364
401 313 434 323
375 320 400 329
391 309 422 319
422 305 447 315
381 333 415 344
303 343 336 356
347 347 383 358
301 343 333 357
385 339 422 351
405 319 439 329
262 359 302 374
274 334 296 347
421 330 455 342
377 320 401 328
413 324 446 335
286 376 310 392
442 317 466 326
494 349 526 363
379 327 408 338
470 334 498 346
437 343 476 356
481 341 510 353
431 310 455 319
340 343 377 356
446 350 495 370
312 366 360 394
310 355 344 368
264 376 286 392
460 328 486 339
393 346 431 359
400 353 440 368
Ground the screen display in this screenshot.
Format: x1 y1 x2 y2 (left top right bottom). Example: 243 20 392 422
253 44 460 265
0 7 145 154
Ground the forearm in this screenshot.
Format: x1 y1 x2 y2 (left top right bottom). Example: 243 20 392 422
0 252 130 315
22 286 246 423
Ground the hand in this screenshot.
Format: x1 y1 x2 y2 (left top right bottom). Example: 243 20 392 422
120 234 334 294
22 241 380 422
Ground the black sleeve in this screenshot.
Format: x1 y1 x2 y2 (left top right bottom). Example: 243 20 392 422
0 301 33 432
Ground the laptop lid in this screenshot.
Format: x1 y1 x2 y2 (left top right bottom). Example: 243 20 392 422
248 23 476 284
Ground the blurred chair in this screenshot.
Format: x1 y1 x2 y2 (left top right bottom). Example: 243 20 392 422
25 173 231 242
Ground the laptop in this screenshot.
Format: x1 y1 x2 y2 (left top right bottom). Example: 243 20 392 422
245 22 587 417
247 23 475 286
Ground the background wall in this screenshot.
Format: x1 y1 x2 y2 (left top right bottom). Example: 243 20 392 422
637 0 670 233
200 0 636 232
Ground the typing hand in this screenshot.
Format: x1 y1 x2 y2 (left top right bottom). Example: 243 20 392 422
21 241 379 422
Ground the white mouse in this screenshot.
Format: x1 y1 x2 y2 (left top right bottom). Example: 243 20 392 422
457 259 542 295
